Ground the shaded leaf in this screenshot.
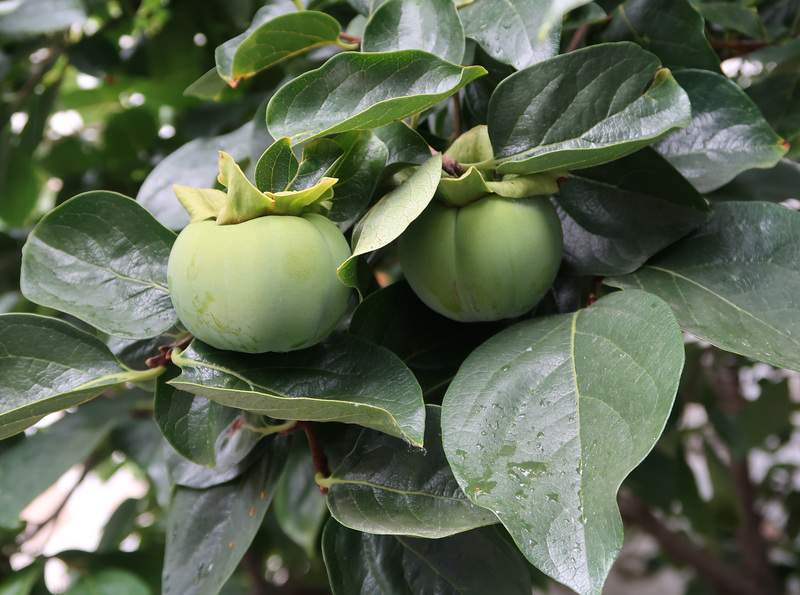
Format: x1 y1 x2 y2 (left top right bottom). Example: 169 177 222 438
322 521 532 595
170 333 426 446
554 147 712 276
697 3 765 40
362 0 465 64
489 43 692 174
654 69 787 193
0 314 135 440
706 158 800 203
255 137 299 193
460 0 561 70
374 121 432 173
328 130 389 226
20 192 177 339
442 291 684 594
607 202 800 373
324 405 497 538
602 0 719 71
163 438 288 595
287 138 344 192
273 433 329 556
65 569 149 595
266 50 486 144
338 154 441 289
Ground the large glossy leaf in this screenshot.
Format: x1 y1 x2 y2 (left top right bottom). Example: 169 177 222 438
0 396 134 529
337 154 441 289
328 130 389 226
602 0 719 71
555 148 712 276
460 0 561 70
488 43 692 174
654 70 787 193
0 314 137 440
442 291 685 594
266 50 486 144
137 121 255 230
170 333 426 446
362 0 465 64
323 521 532 595
607 202 800 373
163 438 288 595
219 11 344 84
20 191 177 339
254 137 299 193
323 406 497 538
747 69 800 141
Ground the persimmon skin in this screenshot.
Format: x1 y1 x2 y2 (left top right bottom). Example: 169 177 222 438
398 195 563 322
167 214 351 353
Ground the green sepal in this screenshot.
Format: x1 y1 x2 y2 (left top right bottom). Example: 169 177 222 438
217 151 275 224
445 125 494 165
486 173 560 197
173 151 340 224
437 166 491 206
172 186 228 223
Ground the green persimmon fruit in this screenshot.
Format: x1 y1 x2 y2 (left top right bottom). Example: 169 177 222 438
168 213 351 353
398 195 563 322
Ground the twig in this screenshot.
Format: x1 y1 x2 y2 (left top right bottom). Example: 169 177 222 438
17 452 98 548
618 490 762 595
442 155 467 177
145 334 194 368
566 23 592 53
712 354 780 594
452 91 462 140
286 421 330 495
339 32 362 45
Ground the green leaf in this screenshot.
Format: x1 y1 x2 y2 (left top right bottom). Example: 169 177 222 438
460 0 561 70
362 0 465 64
273 433 329 556
154 368 246 468
0 396 134 528
287 138 344 192
488 43 692 174
328 130 389 226
707 158 800 203
654 70 787 193
65 569 150 595
0 0 87 35
338 154 441 289
163 439 288 595
322 521 532 595
213 0 298 82
607 202 800 373
170 333 426 446
555 147 712 276
255 137 299 193
137 120 256 230
697 3 766 40
442 291 685 594
746 67 800 141
323 405 497 538
0 314 140 440
20 191 178 339
266 50 486 144
220 11 344 84
602 0 720 71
